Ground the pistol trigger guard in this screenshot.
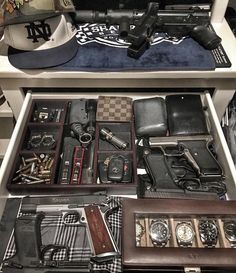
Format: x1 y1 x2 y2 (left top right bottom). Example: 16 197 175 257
62 211 80 225
178 178 201 191
50 246 70 261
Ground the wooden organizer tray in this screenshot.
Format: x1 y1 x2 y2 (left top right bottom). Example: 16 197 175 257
7 98 137 194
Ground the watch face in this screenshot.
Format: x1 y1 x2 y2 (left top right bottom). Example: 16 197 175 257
176 222 194 244
149 220 169 243
224 222 236 241
199 220 218 245
136 221 144 237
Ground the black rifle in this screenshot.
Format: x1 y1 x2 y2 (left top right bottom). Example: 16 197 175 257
71 2 221 59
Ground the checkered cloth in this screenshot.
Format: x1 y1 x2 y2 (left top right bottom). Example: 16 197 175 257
96 96 133 122
3 197 122 273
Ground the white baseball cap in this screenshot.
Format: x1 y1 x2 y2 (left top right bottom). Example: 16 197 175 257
4 14 78 69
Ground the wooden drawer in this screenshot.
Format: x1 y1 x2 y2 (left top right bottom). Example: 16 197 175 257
0 90 236 219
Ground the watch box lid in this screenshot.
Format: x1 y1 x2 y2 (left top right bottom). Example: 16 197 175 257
122 198 236 270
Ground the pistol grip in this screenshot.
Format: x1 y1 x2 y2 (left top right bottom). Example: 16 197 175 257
84 205 119 263
144 152 180 190
180 140 222 180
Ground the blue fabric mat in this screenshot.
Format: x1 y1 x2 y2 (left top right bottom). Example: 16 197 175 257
53 24 216 71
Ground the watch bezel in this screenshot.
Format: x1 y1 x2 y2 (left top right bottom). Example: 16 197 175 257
149 219 170 245
176 222 195 246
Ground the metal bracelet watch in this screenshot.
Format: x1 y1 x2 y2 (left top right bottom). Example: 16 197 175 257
198 220 218 248
149 219 170 247
224 221 236 248
136 220 145 246
176 222 195 247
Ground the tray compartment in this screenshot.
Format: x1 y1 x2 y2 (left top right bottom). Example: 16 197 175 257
29 99 68 124
7 151 57 192
21 124 62 152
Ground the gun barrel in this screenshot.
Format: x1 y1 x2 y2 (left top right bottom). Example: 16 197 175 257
72 8 209 25
149 135 213 147
21 204 88 214
73 10 142 24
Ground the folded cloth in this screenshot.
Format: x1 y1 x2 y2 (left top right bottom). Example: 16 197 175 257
53 24 216 71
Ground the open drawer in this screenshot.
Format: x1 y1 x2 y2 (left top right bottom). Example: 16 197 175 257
0 90 236 209
0 90 236 273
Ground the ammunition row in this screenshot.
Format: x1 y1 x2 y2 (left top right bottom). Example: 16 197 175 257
13 153 54 184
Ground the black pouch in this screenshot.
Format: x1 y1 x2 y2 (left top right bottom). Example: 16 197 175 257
133 97 167 137
166 94 209 136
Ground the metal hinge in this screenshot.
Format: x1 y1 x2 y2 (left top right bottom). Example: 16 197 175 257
184 267 201 273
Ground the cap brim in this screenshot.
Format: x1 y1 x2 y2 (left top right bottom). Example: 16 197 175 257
8 36 78 69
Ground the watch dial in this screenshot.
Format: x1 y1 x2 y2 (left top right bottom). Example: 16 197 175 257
136 222 144 237
224 222 236 240
176 223 194 243
150 221 169 242
199 220 218 244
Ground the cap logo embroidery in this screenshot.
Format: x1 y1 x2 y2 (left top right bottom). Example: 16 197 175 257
25 20 51 43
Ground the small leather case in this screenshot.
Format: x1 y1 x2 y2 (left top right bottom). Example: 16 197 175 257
133 97 167 137
166 94 209 136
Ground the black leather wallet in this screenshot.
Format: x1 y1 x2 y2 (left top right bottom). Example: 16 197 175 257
166 94 209 136
133 97 167 137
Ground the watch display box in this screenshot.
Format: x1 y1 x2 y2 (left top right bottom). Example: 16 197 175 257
122 198 236 272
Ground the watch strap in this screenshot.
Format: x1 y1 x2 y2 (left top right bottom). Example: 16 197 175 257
136 220 145 246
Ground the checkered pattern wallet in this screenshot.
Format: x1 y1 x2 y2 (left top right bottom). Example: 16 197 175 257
96 96 133 122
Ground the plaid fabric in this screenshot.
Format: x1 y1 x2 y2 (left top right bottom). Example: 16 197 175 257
3 196 122 273
96 96 133 122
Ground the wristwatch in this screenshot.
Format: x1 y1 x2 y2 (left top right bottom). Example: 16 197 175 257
224 221 236 247
176 222 195 247
149 219 170 247
199 220 218 247
136 220 145 246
